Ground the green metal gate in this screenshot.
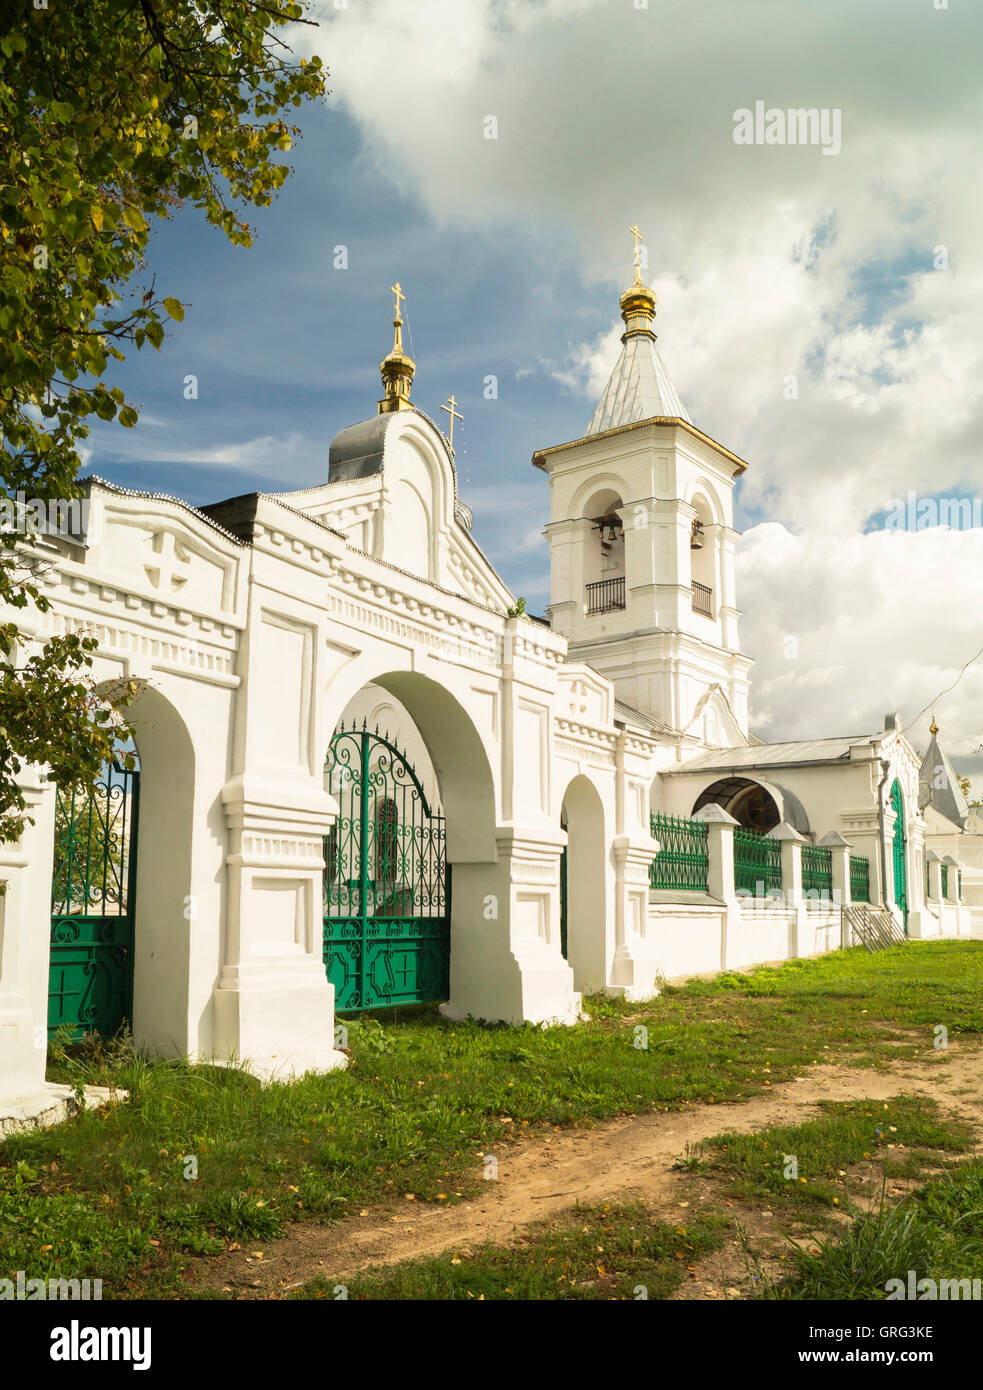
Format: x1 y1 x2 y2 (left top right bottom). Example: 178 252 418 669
48 759 140 1039
323 723 449 1012
890 778 908 932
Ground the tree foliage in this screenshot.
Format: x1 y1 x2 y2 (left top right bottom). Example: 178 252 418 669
0 0 324 841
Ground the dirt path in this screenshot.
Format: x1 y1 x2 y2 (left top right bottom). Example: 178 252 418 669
188 1043 983 1296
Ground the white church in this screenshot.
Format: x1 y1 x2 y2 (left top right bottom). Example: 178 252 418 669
2 250 980 1124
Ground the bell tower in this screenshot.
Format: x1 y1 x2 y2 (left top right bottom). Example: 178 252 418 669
533 234 753 744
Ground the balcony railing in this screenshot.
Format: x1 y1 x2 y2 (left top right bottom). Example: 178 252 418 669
586 577 626 615
691 580 714 617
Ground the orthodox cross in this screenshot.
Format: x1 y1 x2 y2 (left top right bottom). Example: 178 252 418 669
390 281 405 319
441 394 463 452
629 223 644 282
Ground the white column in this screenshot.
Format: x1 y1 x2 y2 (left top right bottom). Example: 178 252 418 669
767 822 805 958
0 773 58 1118
693 803 739 971
441 827 578 1025
820 830 852 907
213 777 346 1081
925 851 943 903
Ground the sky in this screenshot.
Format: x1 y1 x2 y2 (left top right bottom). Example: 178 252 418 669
85 0 983 785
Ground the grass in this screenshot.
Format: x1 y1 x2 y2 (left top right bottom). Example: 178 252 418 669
295 1200 728 1301
758 1159 983 1300
694 1096 974 1212
1 939 981 1299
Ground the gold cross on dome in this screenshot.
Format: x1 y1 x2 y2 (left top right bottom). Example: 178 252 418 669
629 223 644 282
390 281 405 319
441 394 463 451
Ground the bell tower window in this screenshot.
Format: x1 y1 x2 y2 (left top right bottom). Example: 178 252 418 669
584 490 626 615
689 498 715 619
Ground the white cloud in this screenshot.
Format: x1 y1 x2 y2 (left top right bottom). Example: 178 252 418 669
87 427 313 477
292 0 983 776
738 522 983 767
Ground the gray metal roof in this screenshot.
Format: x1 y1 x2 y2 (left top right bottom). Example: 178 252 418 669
668 732 882 775
918 732 968 828
613 698 671 735
327 414 395 482
586 335 691 435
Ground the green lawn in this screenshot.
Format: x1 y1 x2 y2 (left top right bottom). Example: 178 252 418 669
694 1095 975 1213
760 1158 983 1300
1 940 981 1299
335 1097 980 1303
295 1200 727 1301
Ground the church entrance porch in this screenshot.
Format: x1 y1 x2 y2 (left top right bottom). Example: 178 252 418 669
322 723 450 1012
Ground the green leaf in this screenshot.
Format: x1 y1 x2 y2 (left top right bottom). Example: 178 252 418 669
118 406 139 428
162 297 185 322
122 205 148 234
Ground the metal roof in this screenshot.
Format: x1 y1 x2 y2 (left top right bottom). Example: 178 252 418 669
613 698 671 735
668 732 882 775
586 335 691 435
918 732 969 828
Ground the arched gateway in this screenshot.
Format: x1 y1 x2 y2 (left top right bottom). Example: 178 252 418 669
323 724 449 1011
48 752 140 1039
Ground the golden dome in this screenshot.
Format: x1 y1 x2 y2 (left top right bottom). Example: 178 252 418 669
378 282 415 414
619 278 657 340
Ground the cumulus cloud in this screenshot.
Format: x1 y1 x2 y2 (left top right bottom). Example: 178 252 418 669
738 523 983 773
289 0 983 780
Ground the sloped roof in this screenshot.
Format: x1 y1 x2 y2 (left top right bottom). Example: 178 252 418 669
585 335 691 436
668 732 881 775
918 732 969 829
613 698 671 735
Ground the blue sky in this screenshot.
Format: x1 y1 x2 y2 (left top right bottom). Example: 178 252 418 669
84 0 983 776
83 104 622 613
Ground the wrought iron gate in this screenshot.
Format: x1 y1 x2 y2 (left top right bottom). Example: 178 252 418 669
890 778 908 932
323 724 449 1012
48 759 140 1039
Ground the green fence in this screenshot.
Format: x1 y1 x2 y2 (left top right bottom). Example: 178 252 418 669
802 842 832 898
850 854 870 903
649 812 709 892
733 827 782 897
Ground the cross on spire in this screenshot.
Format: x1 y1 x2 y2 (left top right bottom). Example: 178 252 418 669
390 281 405 319
441 394 463 452
629 223 644 283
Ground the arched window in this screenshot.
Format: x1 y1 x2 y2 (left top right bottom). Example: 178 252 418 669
689 494 716 619
584 488 626 614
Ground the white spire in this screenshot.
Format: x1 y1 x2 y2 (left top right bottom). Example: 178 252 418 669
585 255 690 436
918 722 969 828
586 335 690 435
